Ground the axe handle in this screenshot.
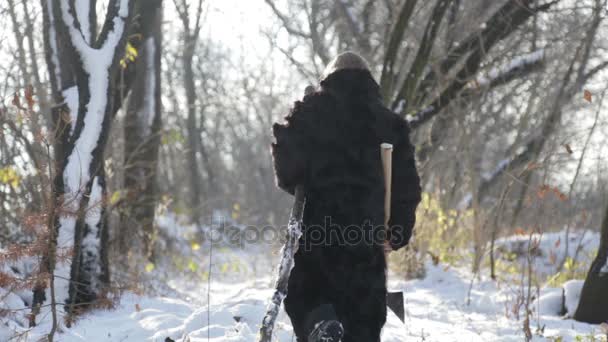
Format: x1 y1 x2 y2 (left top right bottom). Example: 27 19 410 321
381 143 393 228
382 144 405 323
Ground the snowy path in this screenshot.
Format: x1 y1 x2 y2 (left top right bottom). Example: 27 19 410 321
2 229 606 341
4 263 603 342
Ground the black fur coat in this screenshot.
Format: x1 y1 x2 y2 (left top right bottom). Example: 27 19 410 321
272 69 421 251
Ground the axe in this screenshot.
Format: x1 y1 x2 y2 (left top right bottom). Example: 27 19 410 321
381 143 406 323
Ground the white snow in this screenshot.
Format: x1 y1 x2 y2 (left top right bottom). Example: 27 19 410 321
493 230 599 280
393 99 406 114
0 226 601 342
81 176 104 292
62 86 79 134
74 0 92 44
536 288 564 316
600 259 608 275
2 260 603 341
407 105 435 124
59 0 129 196
139 37 157 136
563 280 584 317
0 288 28 341
482 158 510 181
1 217 603 341
457 192 473 210
476 49 545 87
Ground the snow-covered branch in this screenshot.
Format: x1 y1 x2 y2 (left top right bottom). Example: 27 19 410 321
475 49 545 88
59 0 130 195
406 49 546 128
74 0 93 44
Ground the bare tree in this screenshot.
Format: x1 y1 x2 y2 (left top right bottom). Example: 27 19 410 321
173 0 214 222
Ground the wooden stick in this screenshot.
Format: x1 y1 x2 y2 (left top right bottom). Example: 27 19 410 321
259 185 305 342
260 85 313 342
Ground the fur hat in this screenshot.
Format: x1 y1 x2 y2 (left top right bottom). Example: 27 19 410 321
321 51 370 80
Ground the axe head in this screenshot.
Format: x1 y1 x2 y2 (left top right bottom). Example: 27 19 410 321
387 291 405 322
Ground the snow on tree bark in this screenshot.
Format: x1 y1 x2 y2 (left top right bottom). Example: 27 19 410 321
31 0 135 318
259 185 305 342
78 176 105 294
120 0 163 260
31 0 78 322
57 0 133 310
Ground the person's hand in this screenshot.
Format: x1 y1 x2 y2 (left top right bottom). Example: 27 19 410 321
384 240 393 254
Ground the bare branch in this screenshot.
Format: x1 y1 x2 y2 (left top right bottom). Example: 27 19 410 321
380 0 418 100
392 0 451 110
264 0 310 39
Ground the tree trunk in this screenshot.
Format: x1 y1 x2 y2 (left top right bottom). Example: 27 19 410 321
574 201 608 323
183 46 204 221
22 0 52 130
173 0 205 221
33 0 135 318
58 0 134 312
121 0 163 261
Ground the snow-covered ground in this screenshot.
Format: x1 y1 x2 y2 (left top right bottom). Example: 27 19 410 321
2 264 606 341
1 221 606 341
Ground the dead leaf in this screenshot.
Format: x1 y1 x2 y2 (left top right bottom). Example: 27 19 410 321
552 187 568 201
581 210 588 223
537 184 550 199
563 144 573 154
12 93 24 110
584 89 592 103
25 85 35 110
61 109 72 125
135 303 141 312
